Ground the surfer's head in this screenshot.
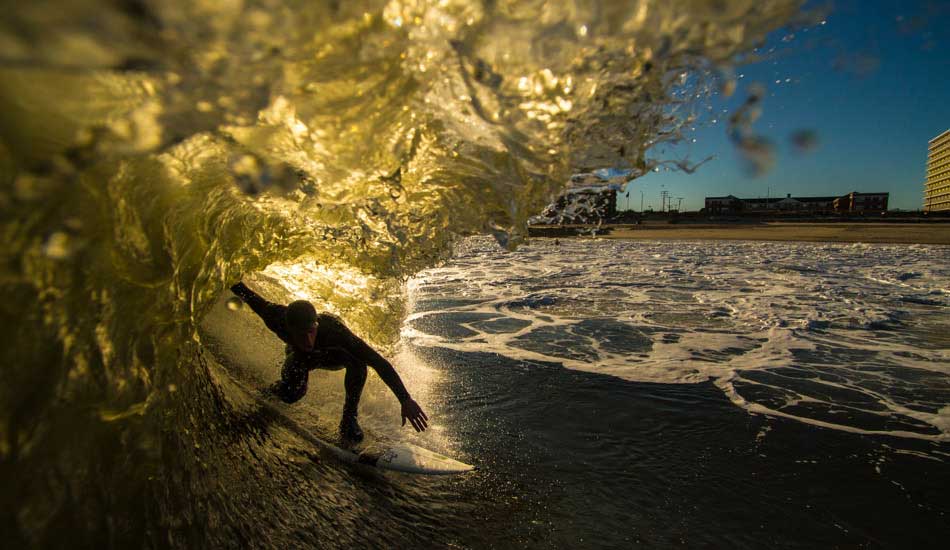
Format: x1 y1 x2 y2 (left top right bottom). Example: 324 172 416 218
286 300 318 352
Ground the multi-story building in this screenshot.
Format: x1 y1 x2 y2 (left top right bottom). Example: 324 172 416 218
704 195 742 213
924 129 950 212
833 192 889 213
704 194 845 214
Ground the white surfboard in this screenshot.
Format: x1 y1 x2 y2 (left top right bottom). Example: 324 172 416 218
212 365 475 475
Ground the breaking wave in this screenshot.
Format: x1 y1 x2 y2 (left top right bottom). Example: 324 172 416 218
0 1 803 546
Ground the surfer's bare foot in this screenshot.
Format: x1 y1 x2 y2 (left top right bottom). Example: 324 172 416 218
339 413 364 443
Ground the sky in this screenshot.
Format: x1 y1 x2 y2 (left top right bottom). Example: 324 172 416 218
620 0 950 212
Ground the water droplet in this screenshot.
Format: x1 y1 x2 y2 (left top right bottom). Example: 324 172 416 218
226 297 244 311
43 232 73 260
790 129 819 153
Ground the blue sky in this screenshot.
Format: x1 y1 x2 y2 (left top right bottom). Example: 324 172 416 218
621 0 950 212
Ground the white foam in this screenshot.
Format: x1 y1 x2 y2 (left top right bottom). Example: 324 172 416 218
406 237 950 441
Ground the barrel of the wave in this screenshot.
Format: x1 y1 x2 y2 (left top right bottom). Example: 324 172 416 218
1 0 804 545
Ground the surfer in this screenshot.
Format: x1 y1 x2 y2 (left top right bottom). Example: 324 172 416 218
229 281 428 443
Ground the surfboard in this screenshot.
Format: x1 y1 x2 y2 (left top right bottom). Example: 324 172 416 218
212 364 475 475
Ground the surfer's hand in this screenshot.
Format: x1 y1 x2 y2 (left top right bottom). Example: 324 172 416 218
401 399 429 432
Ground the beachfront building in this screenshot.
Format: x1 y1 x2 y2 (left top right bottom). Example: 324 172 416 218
704 194 838 214
704 195 741 213
924 129 950 212
794 195 838 212
833 192 889 213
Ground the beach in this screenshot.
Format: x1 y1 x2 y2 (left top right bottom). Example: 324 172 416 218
531 222 950 245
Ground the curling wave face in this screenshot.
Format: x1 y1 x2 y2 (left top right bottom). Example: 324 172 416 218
0 1 801 546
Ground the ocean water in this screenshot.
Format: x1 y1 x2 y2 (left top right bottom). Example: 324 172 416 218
400 237 950 547
9 0 947 548
197 236 950 548
408 238 950 441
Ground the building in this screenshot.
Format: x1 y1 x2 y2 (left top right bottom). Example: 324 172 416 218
924 129 950 212
529 173 618 224
704 194 837 214
833 192 889 213
794 195 837 212
705 195 741 213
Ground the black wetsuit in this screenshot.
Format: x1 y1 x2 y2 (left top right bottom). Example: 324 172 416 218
230 283 411 414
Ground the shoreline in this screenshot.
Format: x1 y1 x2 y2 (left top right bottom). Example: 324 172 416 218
528 222 950 245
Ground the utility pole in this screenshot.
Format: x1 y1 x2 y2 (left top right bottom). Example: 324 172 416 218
676 197 684 212
660 190 669 213
640 190 644 212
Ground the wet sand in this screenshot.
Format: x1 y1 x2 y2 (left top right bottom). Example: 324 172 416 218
595 223 950 245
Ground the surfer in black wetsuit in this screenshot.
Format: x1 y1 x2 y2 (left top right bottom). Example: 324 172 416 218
229 281 428 443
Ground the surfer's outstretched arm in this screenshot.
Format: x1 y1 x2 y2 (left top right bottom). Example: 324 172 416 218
338 322 429 432
230 282 287 336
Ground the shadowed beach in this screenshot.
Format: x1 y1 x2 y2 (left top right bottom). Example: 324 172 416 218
530 222 950 245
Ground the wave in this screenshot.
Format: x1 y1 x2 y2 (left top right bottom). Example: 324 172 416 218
0 1 803 546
